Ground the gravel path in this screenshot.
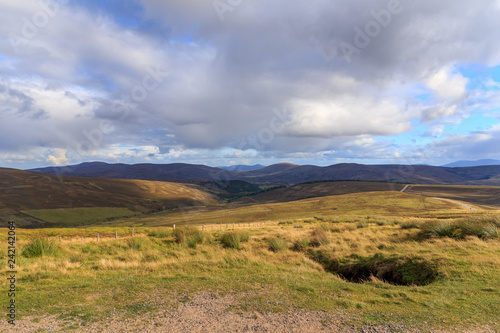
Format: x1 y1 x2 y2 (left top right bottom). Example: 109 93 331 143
431 197 479 211
1 293 497 333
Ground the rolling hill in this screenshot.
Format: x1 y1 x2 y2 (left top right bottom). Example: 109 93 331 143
0 168 219 227
232 181 406 205
29 162 500 186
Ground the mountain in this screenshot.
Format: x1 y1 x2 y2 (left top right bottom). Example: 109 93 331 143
218 164 266 171
29 162 228 180
234 163 500 186
28 162 500 186
442 159 500 168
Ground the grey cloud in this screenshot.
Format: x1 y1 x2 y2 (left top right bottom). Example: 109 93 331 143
1 0 500 165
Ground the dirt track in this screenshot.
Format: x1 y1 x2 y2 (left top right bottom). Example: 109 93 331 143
2 293 497 333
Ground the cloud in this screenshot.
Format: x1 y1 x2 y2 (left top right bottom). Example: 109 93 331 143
1 0 500 168
425 67 468 101
46 148 68 165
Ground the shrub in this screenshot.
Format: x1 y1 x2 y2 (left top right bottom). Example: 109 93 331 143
127 237 148 250
418 219 499 240
309 227 330 247
220 231 250 249
292 238 310 252
268 238 287 252
400 221 421 229
22 237 58 258
173 227 205 248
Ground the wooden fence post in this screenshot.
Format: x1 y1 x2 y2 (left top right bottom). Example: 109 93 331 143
132 227 134 237
97 233 99 242
115 231 118 239
59 236 62 243
81 236 83 244
173 224 175 231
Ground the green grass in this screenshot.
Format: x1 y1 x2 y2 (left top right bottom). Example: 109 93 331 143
173 226 206 248
219 230 250 249
101 191 461 228
267 238 288 252
2 190 500 331
1 218 500 331
417 217 500 240
21 236 59 258
22 207 138 226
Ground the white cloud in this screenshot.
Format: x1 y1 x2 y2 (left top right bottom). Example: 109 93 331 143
46 148 68 165
425 67 468 101
1 0 500 168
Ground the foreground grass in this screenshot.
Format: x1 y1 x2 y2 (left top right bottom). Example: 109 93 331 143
1 213 500 331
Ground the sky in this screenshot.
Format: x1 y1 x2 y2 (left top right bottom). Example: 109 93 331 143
1 0 500 169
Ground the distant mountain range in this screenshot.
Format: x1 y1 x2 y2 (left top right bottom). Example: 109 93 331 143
27 161 500 186
441 159 500 168
217 164 266 171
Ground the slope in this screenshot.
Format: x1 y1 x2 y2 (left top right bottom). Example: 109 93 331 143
0 168 218 227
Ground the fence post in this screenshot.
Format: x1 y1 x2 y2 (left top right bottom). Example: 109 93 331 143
132 227 134 237
115 231 118 239
59 236 62 243
81 236 83 244
97 233 100 242
173 224 175 231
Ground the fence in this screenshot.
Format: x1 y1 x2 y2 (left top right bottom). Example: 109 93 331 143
50 217 314 245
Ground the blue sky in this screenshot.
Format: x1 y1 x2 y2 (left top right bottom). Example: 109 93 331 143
1 0 500 169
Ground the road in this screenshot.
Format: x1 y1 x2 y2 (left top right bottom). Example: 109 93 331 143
400 184 411 192
431 197 479 211
400 184 478 210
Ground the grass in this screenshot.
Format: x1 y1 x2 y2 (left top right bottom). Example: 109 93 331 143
417 218 499 240
173 226 206 248
101 191 461 228
219 230 250 249
22 207 138 226
1 215 500 331
1 190 500 331
21 236 59 258
267 238 288 252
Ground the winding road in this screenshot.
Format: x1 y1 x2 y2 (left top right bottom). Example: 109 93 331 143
400 184 478 211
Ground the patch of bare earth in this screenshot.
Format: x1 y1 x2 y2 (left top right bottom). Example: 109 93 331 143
1 293 497 333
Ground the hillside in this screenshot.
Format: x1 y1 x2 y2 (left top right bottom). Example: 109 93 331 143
232 181 406 205
29 162 500 186
0 168 218 227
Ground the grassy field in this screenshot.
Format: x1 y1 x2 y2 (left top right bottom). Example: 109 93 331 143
95 191 466 228
1 191 499 331
233 181 406 204
406 184 500 209
22 207 139 226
